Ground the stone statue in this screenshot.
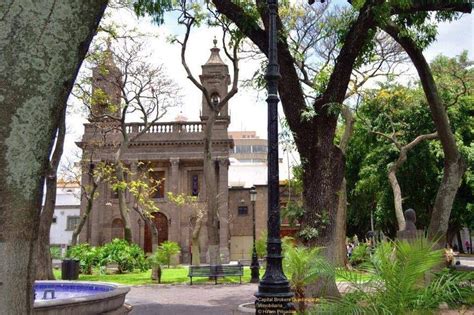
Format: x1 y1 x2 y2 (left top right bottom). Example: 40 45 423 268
404 208 417 231
397 208 423 240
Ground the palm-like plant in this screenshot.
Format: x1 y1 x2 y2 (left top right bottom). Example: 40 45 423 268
282 238 334 313
314 238 474 315
148 250 165 283
157 241 181 268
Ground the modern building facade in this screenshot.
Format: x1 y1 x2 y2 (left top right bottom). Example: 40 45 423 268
229 131 268 164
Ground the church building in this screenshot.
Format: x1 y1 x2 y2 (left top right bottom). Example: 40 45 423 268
77 42 234 263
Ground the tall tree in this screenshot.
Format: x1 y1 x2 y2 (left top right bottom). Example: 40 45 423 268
0 1 107 313
382 21 467 243
69 158 108 246
359 109 438 231
346 53 473 240
168 193 206 265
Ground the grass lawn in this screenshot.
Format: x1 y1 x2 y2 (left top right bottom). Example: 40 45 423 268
53 266 371 286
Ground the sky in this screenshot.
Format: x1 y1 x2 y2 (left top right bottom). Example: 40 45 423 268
62 3 474 169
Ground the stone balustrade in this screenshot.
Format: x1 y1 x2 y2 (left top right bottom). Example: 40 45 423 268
125 122 204 134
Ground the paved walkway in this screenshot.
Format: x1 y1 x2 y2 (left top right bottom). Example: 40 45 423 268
126 283 258 315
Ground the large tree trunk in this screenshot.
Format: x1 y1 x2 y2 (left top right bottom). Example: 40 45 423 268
191 213 204 265
131 205 160 279
0 1 106 313
333 106 355 268
383 23 467 244
36 107 66 280
301 136 345 298
204 112 220 265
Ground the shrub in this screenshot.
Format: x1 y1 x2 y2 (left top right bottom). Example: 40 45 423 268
66 243 100 274
99 239 148 273
349 243 370 266
314 238 474 315
282 237 334 312
148 250 166 283
156 241 181 268
50 246 62 260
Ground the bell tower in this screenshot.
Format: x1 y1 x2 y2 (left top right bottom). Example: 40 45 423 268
89 44 122 121
199 38 231 122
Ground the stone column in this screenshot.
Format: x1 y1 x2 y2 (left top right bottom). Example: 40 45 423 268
218 158 230 263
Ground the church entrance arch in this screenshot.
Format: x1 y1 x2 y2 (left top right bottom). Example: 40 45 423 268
144 212 169 253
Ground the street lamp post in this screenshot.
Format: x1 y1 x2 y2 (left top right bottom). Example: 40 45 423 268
250 186 259 283
255 0 293 311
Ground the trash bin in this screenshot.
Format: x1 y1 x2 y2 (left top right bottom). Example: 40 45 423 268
61 259 79 280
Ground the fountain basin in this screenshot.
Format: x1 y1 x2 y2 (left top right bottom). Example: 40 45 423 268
34 281 130 315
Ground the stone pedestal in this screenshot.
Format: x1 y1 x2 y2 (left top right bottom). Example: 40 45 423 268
396 230 424 241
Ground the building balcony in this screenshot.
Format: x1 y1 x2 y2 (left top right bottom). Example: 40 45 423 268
81 120 231 145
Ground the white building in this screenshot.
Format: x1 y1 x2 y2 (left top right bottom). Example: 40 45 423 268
49 184 81 251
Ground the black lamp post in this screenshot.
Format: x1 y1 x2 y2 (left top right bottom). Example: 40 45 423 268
250 186 259 283
255 0 293 311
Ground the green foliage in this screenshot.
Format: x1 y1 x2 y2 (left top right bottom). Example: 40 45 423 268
155 241 181 268
68 240 148 274
133 0 175 24
282 238 334 289
282 238 334 311
66 243 100 274
349 243 370 266
167 192 198 206
346 52 473 238
50 246 62 260
281 201 305 227
147 250 166 268
255 231 267 260
391 2 462 50
298 226 320 241
314 238 474 314
99 239 149 273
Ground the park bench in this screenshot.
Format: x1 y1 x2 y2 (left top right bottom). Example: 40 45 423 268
188 264 243 285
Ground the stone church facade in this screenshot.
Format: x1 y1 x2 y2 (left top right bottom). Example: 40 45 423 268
77 43 234 263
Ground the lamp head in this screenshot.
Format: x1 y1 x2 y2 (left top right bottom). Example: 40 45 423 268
250 186 257 202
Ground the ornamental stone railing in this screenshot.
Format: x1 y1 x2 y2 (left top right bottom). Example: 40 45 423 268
81 120 230 147
125 122 204 134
